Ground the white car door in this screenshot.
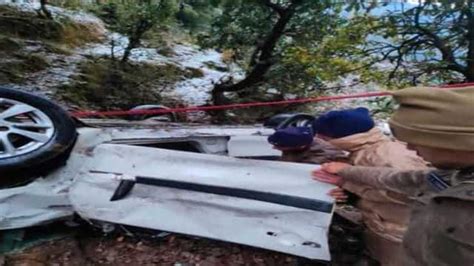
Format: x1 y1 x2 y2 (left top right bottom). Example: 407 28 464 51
69 144 335 261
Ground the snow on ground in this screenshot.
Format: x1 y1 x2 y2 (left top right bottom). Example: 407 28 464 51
167 44 244 105
1 2 242 107
80 33 172 65
0 2 106 100
0 1 106 30
83 36 242 106
82 33 243 106
1 2 385 112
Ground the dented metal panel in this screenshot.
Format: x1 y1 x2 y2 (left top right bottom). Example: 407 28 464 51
1 124 335 260
69 144 334 260
0 128 111 229
0 125 275 229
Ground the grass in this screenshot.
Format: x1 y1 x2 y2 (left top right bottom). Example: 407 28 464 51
0 35 22 52
0 53 49 83
0 5 102 84
43 41 74 55
0 5 63 40
184 67 205 78
0 34 50 83
59 58 192 109
59 19 103 47
0 5 103 48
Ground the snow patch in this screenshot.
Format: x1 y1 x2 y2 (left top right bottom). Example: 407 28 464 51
81 36 243 105
1 2 242 107
167 44 243 105
1 1 104 25
80 33 173 65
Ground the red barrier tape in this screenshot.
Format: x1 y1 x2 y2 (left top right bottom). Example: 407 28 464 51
71 83 474 118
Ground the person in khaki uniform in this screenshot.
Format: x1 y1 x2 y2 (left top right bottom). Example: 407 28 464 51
311 107 429 266
313 86 474 266
313 107 428 170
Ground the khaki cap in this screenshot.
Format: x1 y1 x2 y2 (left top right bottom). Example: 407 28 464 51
389 86 474 151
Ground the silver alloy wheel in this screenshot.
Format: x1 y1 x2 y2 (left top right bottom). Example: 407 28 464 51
0 98 55 159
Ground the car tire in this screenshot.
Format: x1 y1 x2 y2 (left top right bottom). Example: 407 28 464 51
0 86 77 187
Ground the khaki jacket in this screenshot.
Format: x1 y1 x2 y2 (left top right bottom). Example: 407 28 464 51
328 128 428 266
340 167 474 266
329 128 428 240
328 127 428 169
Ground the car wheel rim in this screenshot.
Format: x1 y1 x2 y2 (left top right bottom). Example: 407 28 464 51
0 98 55 159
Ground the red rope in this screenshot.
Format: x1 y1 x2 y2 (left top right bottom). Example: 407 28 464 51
71 82 474 118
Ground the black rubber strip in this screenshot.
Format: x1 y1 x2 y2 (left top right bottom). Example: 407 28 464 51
110 180 136 201
134 176 333 213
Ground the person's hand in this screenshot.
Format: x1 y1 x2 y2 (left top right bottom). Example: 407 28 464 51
328 187 348 203
321 162 351 174
312 169 344 186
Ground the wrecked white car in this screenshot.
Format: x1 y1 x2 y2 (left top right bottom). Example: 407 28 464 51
0 86 335 261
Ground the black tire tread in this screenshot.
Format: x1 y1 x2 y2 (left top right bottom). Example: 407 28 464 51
0 86 77 187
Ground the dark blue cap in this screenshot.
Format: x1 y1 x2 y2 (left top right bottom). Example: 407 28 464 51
267 127 314 148
313 107 374 138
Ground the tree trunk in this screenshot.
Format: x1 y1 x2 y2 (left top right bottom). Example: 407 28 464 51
39 0 52 19
211 0 302 106
121 43 134 64
121 20 150 65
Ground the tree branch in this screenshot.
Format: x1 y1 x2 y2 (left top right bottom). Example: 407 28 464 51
262 0 285 16
412 4 466 74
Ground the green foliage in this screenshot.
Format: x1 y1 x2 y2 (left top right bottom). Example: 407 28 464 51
368 96 395 120
176 0 221 31
94 0 178 63
96 0 176 38
368 0 474 84
109 0 177 35
49 0 91 10
199 1 383 100
282 15 389 87
197 0 474 100
198 0 274 57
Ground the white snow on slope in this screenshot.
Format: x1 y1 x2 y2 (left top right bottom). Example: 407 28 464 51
0 1 106 30
1 2 242 107
169 45 243 105
82 34 243 105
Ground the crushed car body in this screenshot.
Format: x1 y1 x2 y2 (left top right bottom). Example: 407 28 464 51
70 143 334 260
1 123 335 261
